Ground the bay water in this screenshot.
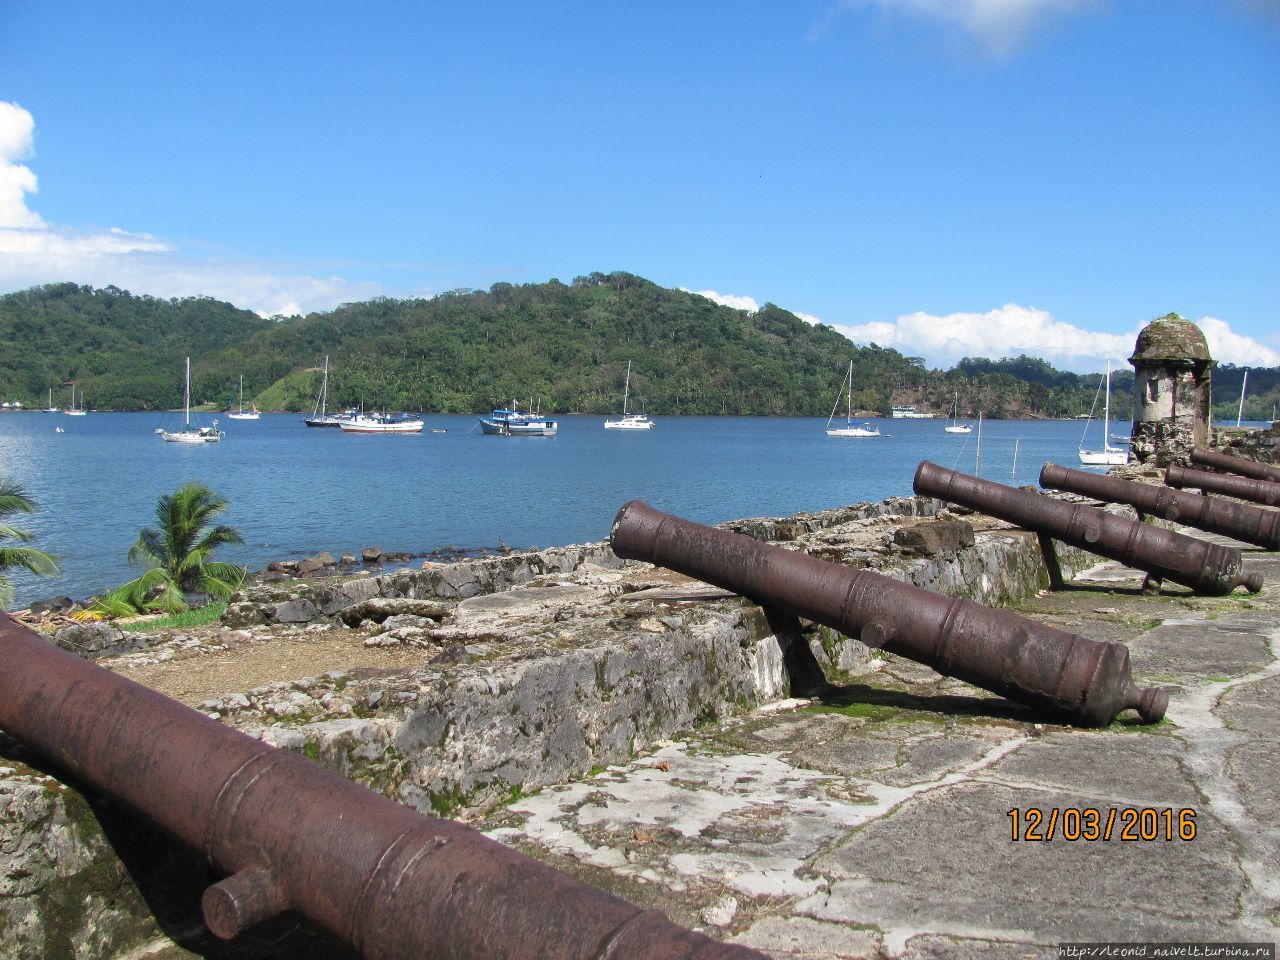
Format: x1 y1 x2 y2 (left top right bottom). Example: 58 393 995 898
0 411 1138 607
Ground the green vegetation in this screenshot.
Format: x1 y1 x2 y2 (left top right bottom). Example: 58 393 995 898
117 602 227 632
92 482 246 616
0 479 60 609
8 274 1262 418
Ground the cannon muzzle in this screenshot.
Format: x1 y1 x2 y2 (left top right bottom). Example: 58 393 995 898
610 499 1167 727
914 461 1262 595
0 612 766 960
1166 463 1280 507
1190 446 1280 484
1040 462 1280 551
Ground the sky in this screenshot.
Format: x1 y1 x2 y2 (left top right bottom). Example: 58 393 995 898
1 1 1277 372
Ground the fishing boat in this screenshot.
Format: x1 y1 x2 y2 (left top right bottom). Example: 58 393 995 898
338 410 424 434
1078 361 1126 466
944 392 971 434
604 363 655 432
480 403 558 437
226 375 260 420
604 361 654 430
160 357 223 443
826 361 880 438
304 356 344 427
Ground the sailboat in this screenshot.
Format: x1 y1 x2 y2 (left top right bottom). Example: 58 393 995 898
160 357 222 443
825 360 880 438
1078 361 1126 466
1235 370 1248 427
304 356 343 427
944 392 971 434
226 375 261 420
64 383 86 416
604 361 654 430
42 387 59 413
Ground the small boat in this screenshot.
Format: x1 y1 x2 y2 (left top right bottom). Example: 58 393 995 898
54 426 65 433
480 403 558 437
42 388 59 413
604 361 654 430
430 427 447 434
1078 361 1126 466
944 392 972 434
226 375 260 420
64 383 87 416
339 410 424 434
826 360 881 438
161 357 223 443
304 355 344 427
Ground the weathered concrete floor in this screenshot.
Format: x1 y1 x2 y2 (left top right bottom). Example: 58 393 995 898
483 541 1280 958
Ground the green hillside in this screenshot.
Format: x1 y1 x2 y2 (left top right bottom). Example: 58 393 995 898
3 273 1273 419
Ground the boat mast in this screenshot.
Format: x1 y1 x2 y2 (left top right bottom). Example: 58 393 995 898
622 360 632 416
319 356 329 416
184 356 191 429
846 360 853 424
1237 370 1248 427
1103 360 1111 449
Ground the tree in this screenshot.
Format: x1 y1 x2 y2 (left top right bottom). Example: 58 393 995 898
0 480 60 610
98 482 245 615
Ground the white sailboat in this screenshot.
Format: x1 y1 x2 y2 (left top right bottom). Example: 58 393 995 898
304 356 343 427
64 383 86 416
226 375 260 420
604 361 654 430
826 360 880 438
42 387 59 413
1078 361 1126 466
944 392 971 434
160 357 223 443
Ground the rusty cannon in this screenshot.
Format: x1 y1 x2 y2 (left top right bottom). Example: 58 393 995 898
1166 463 1280 508
0 612 767 960
914 461 1262 596
610 499 1167 728
1040 462 1280 551
1190 446 1280 484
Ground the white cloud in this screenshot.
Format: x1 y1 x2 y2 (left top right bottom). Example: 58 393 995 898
0 101 384 316
680 288 760 313
0 102 44 229
833 304 1280 371
793 310 823 326
1197 316 1280 367
843 0 1101 57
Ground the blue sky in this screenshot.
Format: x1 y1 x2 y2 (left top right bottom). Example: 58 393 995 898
2 1 1277 371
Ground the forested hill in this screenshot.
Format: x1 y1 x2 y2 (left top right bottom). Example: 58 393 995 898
1 274 1274 418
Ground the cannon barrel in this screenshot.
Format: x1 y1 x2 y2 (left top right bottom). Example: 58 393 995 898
1190 446 1280 484
914 461 1262 596
0 613 765 960
1040 462 1280 551
610 499 1167 728
1166 463 1280 507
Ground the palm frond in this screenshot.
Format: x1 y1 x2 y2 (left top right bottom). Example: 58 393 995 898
0 545 60 577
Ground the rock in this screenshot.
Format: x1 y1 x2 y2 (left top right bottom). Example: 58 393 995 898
273 599 319 623
51 621 147 659
701 895 739 926
893 519 975 557
339 598 450 627
221 601 267 627
296 557 329 576
27 596 75 616
362 548 383 564
384 551 412 563
340 552 357 565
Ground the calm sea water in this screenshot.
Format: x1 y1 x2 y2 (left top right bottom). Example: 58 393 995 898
0 410 1166 607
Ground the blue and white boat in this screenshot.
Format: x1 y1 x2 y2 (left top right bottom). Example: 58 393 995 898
479 404 558 436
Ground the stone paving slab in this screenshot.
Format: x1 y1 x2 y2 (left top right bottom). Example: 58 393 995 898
482 549 1280 958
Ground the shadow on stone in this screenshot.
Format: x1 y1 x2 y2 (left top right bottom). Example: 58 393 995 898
817 682 1035 724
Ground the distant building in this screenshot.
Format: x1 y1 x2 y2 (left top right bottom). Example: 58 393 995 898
1128 313 1214 465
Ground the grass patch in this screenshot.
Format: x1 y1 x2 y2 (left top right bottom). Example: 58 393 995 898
119 602 226 632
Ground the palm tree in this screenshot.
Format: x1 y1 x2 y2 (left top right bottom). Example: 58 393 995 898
0 479 60 610
103 482 246 615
